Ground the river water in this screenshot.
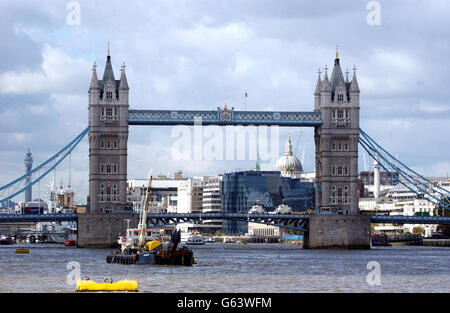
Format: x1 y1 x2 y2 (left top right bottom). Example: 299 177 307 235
0 243 449 293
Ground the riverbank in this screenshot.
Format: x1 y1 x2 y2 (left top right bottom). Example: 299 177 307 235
422 239 450 247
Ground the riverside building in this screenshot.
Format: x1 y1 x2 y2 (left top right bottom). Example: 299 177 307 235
221 170 315 235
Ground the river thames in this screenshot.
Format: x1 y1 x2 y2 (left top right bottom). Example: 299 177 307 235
0 243 449 293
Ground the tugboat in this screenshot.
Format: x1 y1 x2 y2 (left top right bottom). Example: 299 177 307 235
117 219 160 254
106 175 195 266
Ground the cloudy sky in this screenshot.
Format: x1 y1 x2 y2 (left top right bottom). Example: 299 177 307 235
0 0 449 204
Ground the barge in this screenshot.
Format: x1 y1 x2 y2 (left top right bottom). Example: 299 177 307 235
106 175 195 266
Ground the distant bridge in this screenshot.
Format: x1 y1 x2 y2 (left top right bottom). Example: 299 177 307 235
1 213 450 232
369 215 450 225
145 213 310 232
0 213 78 223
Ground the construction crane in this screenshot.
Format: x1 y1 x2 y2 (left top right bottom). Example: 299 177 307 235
137 175 152 251
294 131 303 157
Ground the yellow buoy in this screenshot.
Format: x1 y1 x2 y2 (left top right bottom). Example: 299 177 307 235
15 248 30 254
76 279 138 292
193 258 197 264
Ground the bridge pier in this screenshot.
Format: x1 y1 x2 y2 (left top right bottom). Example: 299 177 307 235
303 215 371 249
77 213 139 248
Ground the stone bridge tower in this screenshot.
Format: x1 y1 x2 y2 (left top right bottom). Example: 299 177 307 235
304 49 370 249
314 49 360 215
88 49 130 213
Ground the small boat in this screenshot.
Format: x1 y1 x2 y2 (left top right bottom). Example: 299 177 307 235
0 235 15 245
15 248 30 254
223 236 236 243
186 236 205 245
204 236 215 243
76 277 138 292
64 240 76 246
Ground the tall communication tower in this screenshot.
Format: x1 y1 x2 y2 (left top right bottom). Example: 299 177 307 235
24 148 33 202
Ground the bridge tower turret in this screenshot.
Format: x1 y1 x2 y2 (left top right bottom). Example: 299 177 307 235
314 49 360 215
88 48 130 213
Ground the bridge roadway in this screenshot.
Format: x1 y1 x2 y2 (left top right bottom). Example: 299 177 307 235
1 213 450 230
128 109 323 126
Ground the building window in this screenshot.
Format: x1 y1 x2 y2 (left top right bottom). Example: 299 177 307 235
332 166 336 176
337 94 344 102
106 108 113 116
106 91 113 99
344 143 349 151
332 185 336 191
344 167 348 176
345 110 349 119
337 167 343 176
106 165 112 174
114 141 118 149
337 110 344 119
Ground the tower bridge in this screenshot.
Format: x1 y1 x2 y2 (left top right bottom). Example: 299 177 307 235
88 48 361 218
1 47 449 248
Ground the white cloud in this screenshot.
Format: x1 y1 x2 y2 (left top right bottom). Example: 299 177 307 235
0 44 90 95
359 49 421 96
176 23 253 48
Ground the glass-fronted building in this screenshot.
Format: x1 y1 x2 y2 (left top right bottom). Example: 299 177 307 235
221 170 315 234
